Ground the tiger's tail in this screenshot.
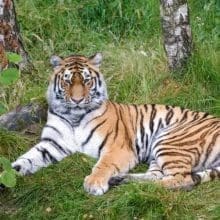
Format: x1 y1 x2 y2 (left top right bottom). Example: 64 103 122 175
192 166 220 185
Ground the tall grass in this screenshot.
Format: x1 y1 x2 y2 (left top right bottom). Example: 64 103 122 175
14 0 220 113
0 0 220 219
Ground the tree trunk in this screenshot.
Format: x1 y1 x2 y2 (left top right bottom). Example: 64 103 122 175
0 0 38 131
160 0 192 71
0 0 33 72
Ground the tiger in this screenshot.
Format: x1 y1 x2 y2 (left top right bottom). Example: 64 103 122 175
9 53 220 195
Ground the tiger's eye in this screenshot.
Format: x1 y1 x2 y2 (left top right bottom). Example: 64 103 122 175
84 78 92 85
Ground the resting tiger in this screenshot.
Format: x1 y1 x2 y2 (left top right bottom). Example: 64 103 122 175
11 53 220 195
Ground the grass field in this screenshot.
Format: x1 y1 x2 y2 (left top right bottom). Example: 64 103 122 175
0 0 220 219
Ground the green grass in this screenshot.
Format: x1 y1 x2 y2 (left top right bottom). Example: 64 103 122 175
1 154 220 219
0 0 220 219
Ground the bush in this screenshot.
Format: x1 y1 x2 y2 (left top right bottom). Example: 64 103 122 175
0 53 22 114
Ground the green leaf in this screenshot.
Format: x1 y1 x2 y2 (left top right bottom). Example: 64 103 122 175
0 102 7 115
7 52 22 63
0 170 16 187
0 68 19 85
0 157 12 171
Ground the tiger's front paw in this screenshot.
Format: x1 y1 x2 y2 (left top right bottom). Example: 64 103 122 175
84 174 109 196
12 159 31 176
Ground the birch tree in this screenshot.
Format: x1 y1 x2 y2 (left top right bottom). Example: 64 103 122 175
160 0 192 71
0 0 32 71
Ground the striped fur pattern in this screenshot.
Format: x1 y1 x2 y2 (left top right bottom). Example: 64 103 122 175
12 53 220 195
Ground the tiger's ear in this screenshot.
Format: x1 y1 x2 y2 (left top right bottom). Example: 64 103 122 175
88 53 102 68
50 55 63 68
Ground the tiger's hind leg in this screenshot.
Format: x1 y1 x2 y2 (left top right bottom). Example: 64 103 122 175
156 173 195 190
155 153 196 190
109 159 164 186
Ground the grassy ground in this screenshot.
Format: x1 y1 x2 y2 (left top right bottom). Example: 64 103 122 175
0 0 220 219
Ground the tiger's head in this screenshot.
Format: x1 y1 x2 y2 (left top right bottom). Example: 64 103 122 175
47 53 108 113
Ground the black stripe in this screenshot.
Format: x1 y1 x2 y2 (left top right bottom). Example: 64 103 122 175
212 152 220 166
84 105 108 127
192 173 201 185
140 109 145 144
114 118 119 141
154 146 192 158
92 77 97 89
180 106 185 113
165 108 174 125
185 147 201 167
57 74 63 94
94 70 102 87
202 132 219 167
145 134 149 150
98 131 112 156
180 110 188 122
161 159 189 170
144 104 148 113
154 146 192 157
27 158 32 165
54 74 58 92
44 125 62 137
71 109 93 127
82 119 107 146
41 137 71 155
37 147 58 163
192 111 200 121
149 104 156 135
49 108 72 128
76 112 87 126
165 105 170 111
135 138 140 160
155 118 163 135
202 112 209 119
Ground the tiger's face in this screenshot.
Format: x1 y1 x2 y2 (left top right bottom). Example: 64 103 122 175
48 53 108 112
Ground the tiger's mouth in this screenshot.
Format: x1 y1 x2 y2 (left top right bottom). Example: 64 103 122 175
61 96 94 110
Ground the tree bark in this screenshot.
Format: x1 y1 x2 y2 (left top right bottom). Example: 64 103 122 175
0 0 33 72
160 0 192 71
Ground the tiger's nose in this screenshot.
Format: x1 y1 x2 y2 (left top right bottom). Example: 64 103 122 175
71 97 84 104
